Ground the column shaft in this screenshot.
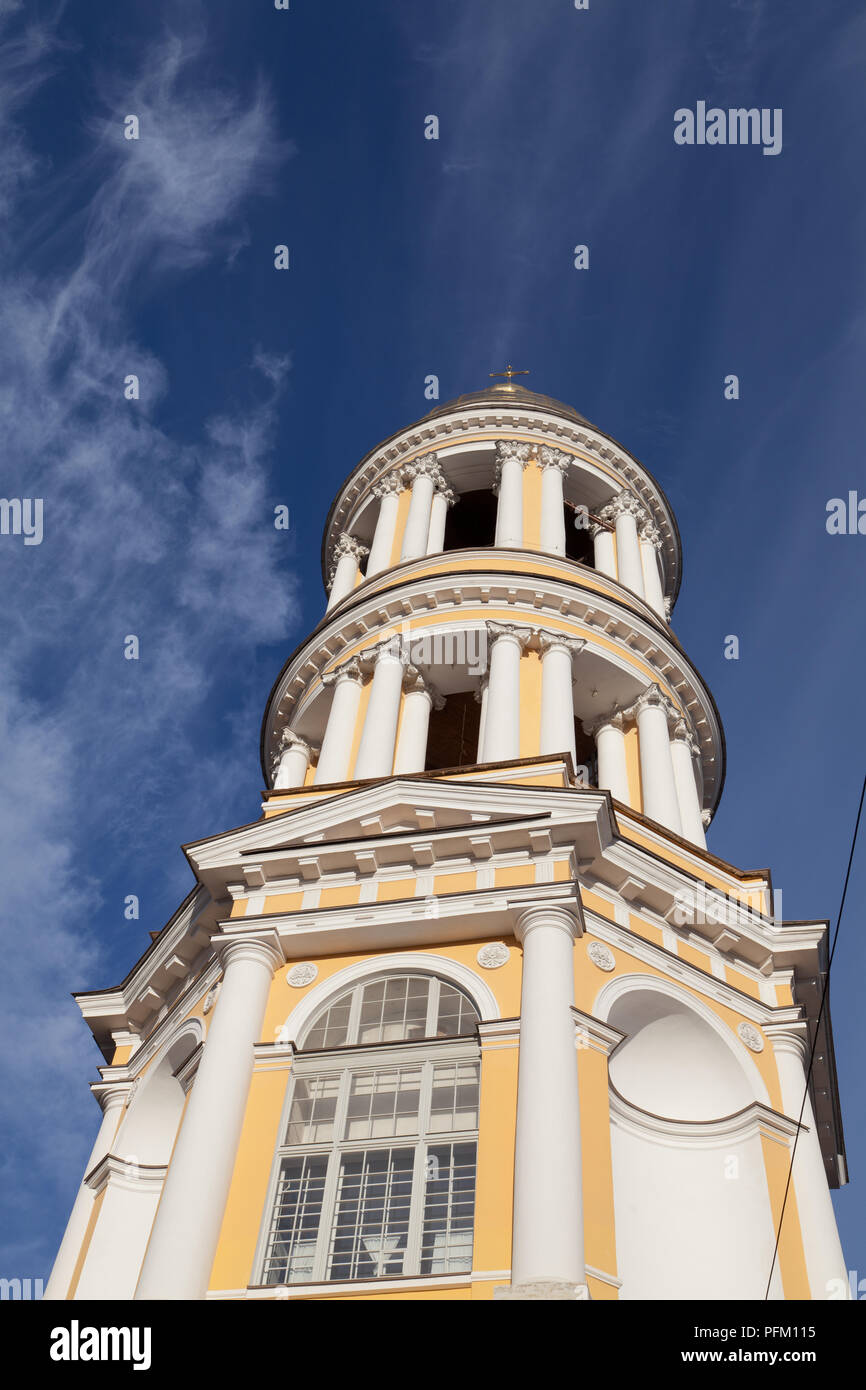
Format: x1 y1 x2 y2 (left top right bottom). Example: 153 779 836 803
314 667 364 784
539 640 578 762
614 509 645 598
401 472 435 561
592 525 617 579
426 489 450 555
274 737 311 790
594 717 631 805
481 628 525 762
634 693 682 834
393 685 434 775
767 1030 848 1299
134 940 279 1299
640 538 666 617
43 1090 128 1299
539 460 567 556
366 485 401 577
670 731 706 847
353 649 404 779
512 906 584 1290
494 455 525 548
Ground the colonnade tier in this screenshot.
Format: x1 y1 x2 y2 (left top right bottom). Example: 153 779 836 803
323 441 671 621
272 624 708 849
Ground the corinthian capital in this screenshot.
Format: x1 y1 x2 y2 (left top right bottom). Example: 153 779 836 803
539 446 572 476
625 682 678 725
582 707 627 738
372 471 405 500
638 518 661 546
493 440 531 492
670 717 700 757
404 453 445 486
323 656 365 688
537 628 586 660
597 490 649 528
486 620 533 652
328 532 369 582
403 665 445 709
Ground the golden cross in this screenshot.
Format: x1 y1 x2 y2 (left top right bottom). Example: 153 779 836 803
489 364 529 382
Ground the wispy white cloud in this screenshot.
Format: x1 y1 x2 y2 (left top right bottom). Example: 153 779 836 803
0 13 297 1271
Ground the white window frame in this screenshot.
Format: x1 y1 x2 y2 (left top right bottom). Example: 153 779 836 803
255 1035 480 1288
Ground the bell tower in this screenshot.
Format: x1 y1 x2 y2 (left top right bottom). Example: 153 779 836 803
47 381 849 1302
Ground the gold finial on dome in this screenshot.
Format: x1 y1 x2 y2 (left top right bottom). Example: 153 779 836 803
489 364 529 391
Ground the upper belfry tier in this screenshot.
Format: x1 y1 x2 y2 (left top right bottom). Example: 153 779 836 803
262 383 724 851
320 382 682 614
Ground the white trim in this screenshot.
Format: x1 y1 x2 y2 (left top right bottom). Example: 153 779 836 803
278 952 501 1041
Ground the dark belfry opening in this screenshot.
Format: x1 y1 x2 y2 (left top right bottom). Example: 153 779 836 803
572 719 598 786
443 488 498 551
425 690 481 771
564 502 595 566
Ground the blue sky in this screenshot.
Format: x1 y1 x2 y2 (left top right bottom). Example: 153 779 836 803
1 0 864 1287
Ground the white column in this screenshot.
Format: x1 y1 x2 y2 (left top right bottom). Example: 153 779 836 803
366 474 403 577
272 732 312 790
480 622 530 763
538 447 570 556
426 483 455 555
598 493 646 599
326 533 368 611
764 1025 849 1300
401 455 440 561
353 641 405 779
511 904 585 1295
393 670 442 774
43 1084 130 1299
474 680 488 762
493 441 529 549
590 520 617 579
135 936 282 1300
630 685 682 835
314 660 365 784
639 521 666 618
588 710 631 805
538 631 584 763
670 720 706 848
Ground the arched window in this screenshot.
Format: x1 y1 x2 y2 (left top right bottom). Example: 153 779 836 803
260 973 481 1288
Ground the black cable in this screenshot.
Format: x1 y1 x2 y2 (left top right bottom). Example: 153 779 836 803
764 770 866 1299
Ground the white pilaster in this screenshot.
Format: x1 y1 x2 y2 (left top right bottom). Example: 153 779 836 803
538 447 571 556
629 684 682 835
426 482 455 556
134 936 283 1300
638 520 666 618
400 455 441 561
538 630 585 763
353 641 406 779
272 732 312 790
764 1025 849 1300
670 719 706 847
598 492 648 599
366 474 403 577
480 622 531 763
590 520 617 579
43 1084 131 1300
493 441 530 549
511 904 585 1294
586 709 631 805
393 669 443 774
326 533 369 611
314 659 365 784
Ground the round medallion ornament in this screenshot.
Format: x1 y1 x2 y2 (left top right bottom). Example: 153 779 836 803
203 982 221 1015
737 1021 764 1053
477 943 510 970
587 941 616 972
287 962 318 988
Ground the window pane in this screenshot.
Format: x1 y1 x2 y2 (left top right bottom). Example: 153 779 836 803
304 993 352 1050
436 982 478 1038
357 976 431 1044
420 1142 477 1275
327 1148 414 1281
262 1154 328 1285
429 1061 480 1133
286 1074 340 1145
344 1067 422 1140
